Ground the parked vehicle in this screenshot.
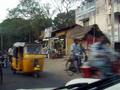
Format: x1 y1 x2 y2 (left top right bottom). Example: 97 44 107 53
53 74 120 90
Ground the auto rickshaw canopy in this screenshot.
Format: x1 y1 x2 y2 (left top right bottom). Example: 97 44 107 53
13 42 25 47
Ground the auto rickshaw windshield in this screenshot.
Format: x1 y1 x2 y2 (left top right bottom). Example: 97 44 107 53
24 45 42 54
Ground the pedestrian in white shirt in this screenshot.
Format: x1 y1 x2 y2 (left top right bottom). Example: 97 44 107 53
8 46 13 63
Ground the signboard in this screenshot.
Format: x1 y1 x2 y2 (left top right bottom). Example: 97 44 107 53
76 0 96 20
44 27 52 38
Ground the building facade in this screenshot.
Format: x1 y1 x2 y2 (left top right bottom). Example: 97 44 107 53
75 0 120 42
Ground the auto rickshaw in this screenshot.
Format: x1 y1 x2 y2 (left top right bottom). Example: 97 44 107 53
11 42 44 77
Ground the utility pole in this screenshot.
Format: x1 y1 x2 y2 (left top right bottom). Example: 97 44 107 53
111 0 115 46
29 32 31 43
118 15 120 42
29 20 32 43
93 0 96 43
0 33 3 49
118 1 120 42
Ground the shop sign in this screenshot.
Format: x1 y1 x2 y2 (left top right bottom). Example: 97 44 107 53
44 27 52 38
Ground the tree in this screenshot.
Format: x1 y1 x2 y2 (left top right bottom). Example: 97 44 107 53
51 0 80 29
8 0 43 19
0 18 31 49
7 0 53 42
53 10 75 29
32 14 52 39
51 0 81 13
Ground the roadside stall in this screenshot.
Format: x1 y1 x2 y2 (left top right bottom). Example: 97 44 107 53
53 36 66 58
52 25 77 56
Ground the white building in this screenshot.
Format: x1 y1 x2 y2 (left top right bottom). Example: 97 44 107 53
75 0 120 42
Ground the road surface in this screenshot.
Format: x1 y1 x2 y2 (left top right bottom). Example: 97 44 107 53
0 58 81 90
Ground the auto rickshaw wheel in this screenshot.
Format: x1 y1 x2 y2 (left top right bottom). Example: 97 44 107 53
33 71 39 78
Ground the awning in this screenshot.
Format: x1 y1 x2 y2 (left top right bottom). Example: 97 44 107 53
70 24 104 40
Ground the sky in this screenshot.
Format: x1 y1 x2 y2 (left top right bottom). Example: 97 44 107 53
0 0 19 23
0 0 56 23
0 0 80 23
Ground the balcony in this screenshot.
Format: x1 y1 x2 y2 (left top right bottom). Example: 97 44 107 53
114 2 120 13
107 1 120 14
76 1 96 20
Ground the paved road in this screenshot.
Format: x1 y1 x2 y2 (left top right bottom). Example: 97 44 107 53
0 59 81 90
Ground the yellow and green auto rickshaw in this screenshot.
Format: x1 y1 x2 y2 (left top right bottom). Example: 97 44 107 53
11 42 44 77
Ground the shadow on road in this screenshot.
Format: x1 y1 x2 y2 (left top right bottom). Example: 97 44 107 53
0 60 80 90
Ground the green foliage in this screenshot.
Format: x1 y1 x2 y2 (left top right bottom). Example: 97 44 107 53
8 0 42 19
32 14 52 39
53 10 75 29
0 16 52 49
0 18 31 49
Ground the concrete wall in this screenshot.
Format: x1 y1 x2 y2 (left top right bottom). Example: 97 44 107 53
76 0 108 31
75 0 120 42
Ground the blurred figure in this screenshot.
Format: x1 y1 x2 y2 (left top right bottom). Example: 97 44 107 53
8 46 13 63
89 36 118 78
0 49 4 65
41 48 46 54
0 56 3 84
0 49 8 68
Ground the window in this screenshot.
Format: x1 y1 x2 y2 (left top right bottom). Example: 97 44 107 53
83 19 89 26
108 14 112 26
25 45 42 54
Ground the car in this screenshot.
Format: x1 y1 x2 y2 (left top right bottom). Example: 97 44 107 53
17 75 120 90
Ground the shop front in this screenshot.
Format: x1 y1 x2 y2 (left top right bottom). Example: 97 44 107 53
53 35 66 57
52 25 76 56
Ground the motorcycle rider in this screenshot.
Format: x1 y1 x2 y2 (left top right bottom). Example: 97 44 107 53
89 36 118 78
70 39 84 72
